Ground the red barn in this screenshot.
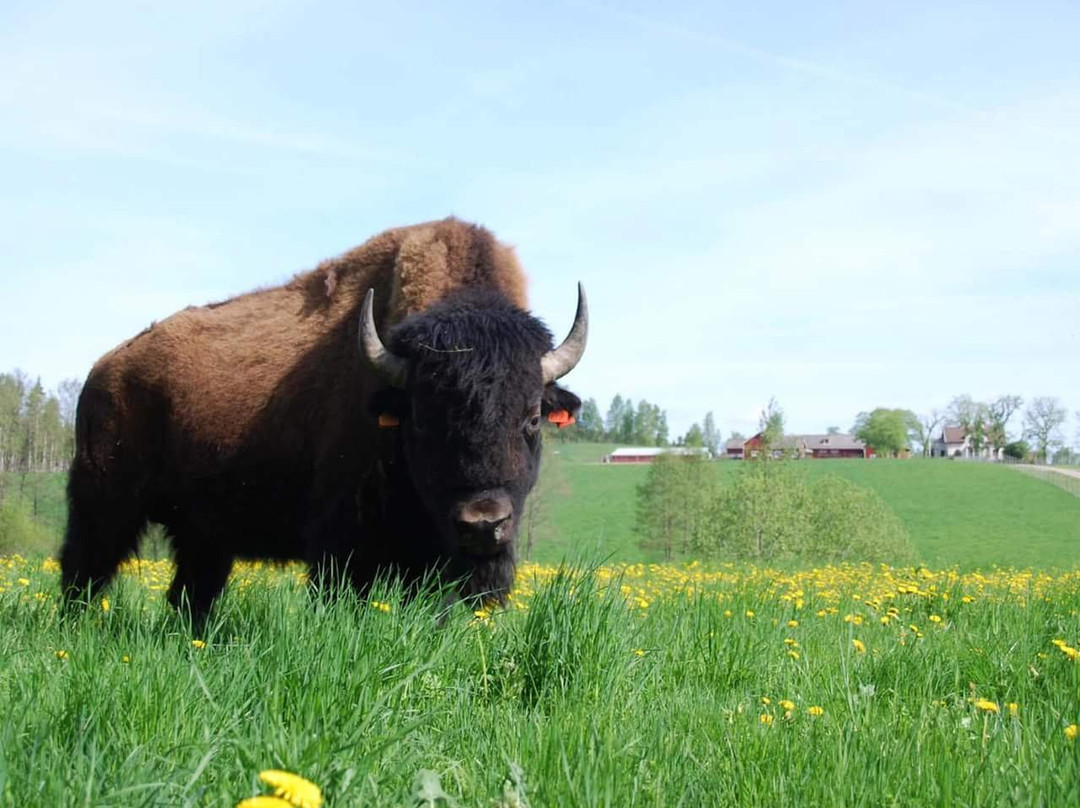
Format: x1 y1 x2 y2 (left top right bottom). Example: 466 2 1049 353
727 433 872 459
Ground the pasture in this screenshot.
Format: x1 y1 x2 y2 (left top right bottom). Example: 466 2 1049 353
535 453 1080 569
1 555 1078 806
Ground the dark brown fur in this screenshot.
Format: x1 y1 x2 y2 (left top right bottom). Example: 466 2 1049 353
60 217 578 617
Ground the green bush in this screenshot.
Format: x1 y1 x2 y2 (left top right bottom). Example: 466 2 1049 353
687 460 917 564
800 475 917 564
635 453 718 560
0 497 56 555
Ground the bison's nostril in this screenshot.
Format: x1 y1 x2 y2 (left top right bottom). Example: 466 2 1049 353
457 496 513 525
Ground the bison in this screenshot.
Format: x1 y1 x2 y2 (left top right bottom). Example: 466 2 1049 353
60 217 587 617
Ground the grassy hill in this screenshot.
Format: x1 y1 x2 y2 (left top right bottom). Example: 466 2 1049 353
530 452 1080 569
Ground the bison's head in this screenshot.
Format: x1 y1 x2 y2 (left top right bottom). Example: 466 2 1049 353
359 285 586 602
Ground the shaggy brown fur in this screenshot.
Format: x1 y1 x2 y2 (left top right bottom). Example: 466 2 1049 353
60 217 579 618
91 217 528 450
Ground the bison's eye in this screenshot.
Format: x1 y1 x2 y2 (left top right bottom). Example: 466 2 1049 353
524 409 542 436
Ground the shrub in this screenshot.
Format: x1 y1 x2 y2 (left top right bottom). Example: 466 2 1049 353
635 453 718 560
0 497 55 555
800 475 916 564
686 460 916 564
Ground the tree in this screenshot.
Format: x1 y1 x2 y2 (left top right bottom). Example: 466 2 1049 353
913 409 945 458
1023 397 1067 462
853 408 918 457
605 395 625 439
758 397 784 457
1052 446 1079 466
986 395 1023 454
1003 440 1030 461
576 398 604 442
617 402 636 444
0 372 28 473
635 453 716 560
947 395 990 455
657 411 670 447
20 379 46 472
826 425 841 435
682 423 704 447
57 378 82 430
701 412 720 456
633 400 661 446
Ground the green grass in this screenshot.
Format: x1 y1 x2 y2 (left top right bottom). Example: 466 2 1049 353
2 557 1078 807
530 456 1080 569
796 460 1080 568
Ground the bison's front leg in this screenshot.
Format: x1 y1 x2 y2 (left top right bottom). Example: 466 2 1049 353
167 544 234 622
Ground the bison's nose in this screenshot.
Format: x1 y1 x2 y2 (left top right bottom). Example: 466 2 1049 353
456 493 514 552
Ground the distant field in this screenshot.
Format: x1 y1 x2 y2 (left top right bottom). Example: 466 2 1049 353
533 452 1080 569
7 453 1080 569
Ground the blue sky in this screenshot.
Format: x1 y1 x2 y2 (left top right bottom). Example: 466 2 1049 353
2 0 1078 440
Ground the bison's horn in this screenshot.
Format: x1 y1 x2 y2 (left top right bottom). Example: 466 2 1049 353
540 283 588 384
359 289 408 389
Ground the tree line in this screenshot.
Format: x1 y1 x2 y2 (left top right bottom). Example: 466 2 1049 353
0 370 81 473
553 394 732 453
853 393 1076 463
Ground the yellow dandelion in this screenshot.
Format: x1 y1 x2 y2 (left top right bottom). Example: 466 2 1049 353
880 616 890 625
779 699 796 711
852 639 866 654
1007 702 1019 717
973 699 999 713
760 696 771 705
759 714 773 725
787 650 800 660
816 609 827 617
807 705 825 717
258 770 323 808
101 598 110 612
929 614 942 624
236 798 295 808
745 610 755 619
723 609 732 617
1064 724 1078 741
787 620 799 628
17 577 30 586
122 655 130 664
633 648 646 657
191 639 206 649
55 650 68 660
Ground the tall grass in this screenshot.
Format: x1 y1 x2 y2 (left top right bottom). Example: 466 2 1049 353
1 556 1078 806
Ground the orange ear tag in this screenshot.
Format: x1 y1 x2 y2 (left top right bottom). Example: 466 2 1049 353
547 410 575 428
378 413 400 428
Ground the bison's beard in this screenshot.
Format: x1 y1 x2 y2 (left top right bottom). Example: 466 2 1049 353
457 543 517 606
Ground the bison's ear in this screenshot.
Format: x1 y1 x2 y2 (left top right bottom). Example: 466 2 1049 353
367 387 407 421
541 384 581 421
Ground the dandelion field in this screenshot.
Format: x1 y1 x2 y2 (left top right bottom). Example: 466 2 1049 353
2 556 1079 806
